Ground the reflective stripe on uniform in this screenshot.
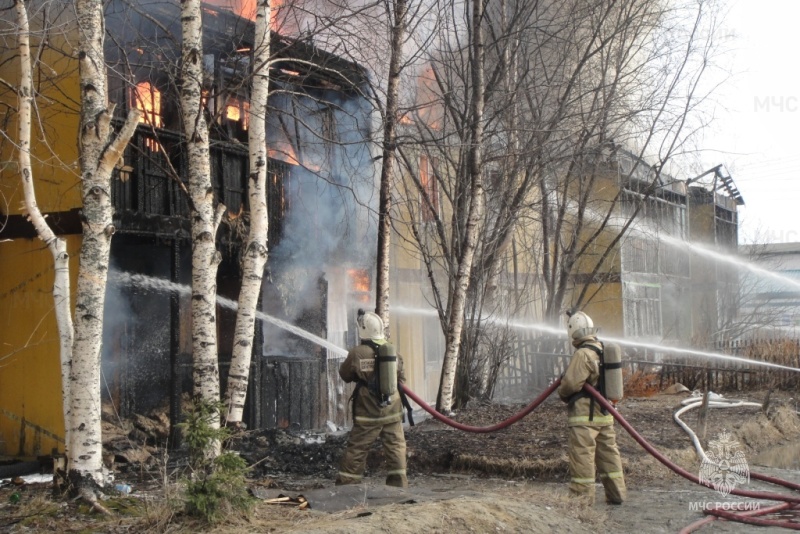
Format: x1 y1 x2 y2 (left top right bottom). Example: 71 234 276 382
571 477 595 485
568 415 614 425
355 413 402 425
386 469 406 476
599 471 623 480
337 471 363 480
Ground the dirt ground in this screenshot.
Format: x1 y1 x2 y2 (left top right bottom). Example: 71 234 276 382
2 386 800 533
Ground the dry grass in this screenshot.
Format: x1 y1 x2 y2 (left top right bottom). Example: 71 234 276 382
736 414 784 450
623 369 662 397
770 405 800 436
450 452 567 479
0 494 62 531
526 486 610 526
624 447 699 482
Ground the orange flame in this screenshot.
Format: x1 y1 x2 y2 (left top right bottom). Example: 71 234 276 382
224 97 250 130
268 146 299 166
133 81 163 128
416 65 443 130
348 269 370 293
204 0 282 29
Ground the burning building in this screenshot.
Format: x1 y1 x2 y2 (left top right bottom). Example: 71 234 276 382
0 0 377 456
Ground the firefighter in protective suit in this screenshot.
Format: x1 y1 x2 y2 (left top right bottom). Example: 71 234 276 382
557 311 626 505
335 311 408 488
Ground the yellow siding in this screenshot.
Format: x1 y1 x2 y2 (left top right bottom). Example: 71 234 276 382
580 283 624 337
0 30 82 215
390 280 426 396
0 236 81 456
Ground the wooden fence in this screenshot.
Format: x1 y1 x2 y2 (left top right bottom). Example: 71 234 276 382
494 335 800 401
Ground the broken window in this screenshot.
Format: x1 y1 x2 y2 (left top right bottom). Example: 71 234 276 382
225 96 250 130
132 81 163 129
131 81 164 152
348 268 371 305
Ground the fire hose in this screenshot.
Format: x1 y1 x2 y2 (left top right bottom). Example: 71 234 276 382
400 380 800 529
399 379 561 433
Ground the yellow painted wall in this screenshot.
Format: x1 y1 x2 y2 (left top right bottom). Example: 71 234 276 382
0 20 82 456
0 236 81 456
389 280 426 398
0 32 82 215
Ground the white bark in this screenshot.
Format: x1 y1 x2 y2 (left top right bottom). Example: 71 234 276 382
436 0 486 413
15 0 74 461
374 0 409 329
72 0 140 486
182 0 223 456
224 0 271 426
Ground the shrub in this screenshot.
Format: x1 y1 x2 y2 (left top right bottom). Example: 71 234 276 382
179 399 254 523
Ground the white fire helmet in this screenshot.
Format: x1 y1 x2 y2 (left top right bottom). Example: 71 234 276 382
566 311 597 340
357 310 385 340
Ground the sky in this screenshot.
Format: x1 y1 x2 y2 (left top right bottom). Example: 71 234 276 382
702 0 800 244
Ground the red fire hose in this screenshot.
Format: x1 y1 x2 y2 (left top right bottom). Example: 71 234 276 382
399 379 561 433
400 380 800 530
581 383 800 504
681 503 797 534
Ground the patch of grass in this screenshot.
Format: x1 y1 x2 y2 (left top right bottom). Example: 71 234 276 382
623 369 662 397
450 452 567 479
1 494 61 529
770 405 800 436
737 415 783 450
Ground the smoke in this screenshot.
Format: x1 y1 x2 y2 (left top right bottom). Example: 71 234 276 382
263 81 378 355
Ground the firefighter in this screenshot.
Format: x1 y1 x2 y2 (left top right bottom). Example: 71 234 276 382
335 310 409 488
557 311 626 505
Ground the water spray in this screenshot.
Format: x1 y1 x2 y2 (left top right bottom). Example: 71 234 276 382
391 305 800 373
111 272 348 357
660 235 800 292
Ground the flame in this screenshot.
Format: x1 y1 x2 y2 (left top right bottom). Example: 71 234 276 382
133 81 163 128
268 147 299 166
225 97 250 130
132 81 163 152
204 0 283 29
348 269 370 293
416 64 443 130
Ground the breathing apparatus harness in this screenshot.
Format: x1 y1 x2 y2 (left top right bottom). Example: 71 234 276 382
567 340 623 422
350 339 415 426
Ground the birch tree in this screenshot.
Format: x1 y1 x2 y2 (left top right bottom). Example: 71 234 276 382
182 0 226 457
396 0 722 408
13 0 74 472
373 0 410 328
430 0 486 413
71 0 140 489
224 0 270 428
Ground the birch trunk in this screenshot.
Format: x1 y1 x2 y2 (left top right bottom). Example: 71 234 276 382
224 0 270 426
374 0 409 329
15 0 74 462
71 0 140 487
436 0 485 413
182 0 224 456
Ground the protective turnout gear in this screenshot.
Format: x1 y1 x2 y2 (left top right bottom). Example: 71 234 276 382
566 311 598 341
558 330 627 505
336 338 408 488
357 309 385 341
